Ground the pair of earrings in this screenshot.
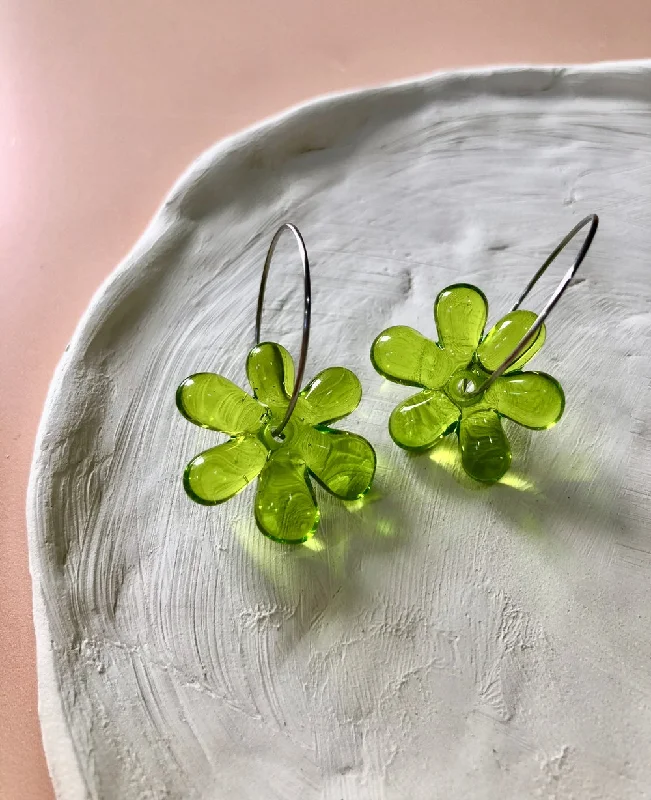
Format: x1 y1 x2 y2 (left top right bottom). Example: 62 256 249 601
177 216 598 543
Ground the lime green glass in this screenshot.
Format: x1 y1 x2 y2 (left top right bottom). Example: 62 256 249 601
177 342 376 543
371 283 564 483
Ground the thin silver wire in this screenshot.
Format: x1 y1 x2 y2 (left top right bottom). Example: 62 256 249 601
472 213 599 395
255 223 311 437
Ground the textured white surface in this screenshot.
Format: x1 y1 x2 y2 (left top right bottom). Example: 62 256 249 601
28 62 651 799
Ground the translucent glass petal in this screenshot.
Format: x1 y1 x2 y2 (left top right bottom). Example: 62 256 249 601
486 372 565 429
459 410 511 483
371 326 453 389
183 435 268 504
254 449 319 544
389 389 460 451
295 426 376 500
246 342 295 415
477 311 546 373
296 367 362 425
435 283 488 369
176 373 266 434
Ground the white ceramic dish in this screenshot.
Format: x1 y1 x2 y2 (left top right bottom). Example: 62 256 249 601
28 62 651 799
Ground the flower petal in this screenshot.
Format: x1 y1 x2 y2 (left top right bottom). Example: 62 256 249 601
486 372 565 429
459 410 511 483
254 449 319 543
295 426 376 500
434 284 488 369
296 367 362 425
389 389 460 451
371 326 453 389
176 373 266 434
246 342 295 416
477 311 546 373
183 435 268 504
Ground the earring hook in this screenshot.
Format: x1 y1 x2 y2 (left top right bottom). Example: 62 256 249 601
472 213 599 395
255 223 312 437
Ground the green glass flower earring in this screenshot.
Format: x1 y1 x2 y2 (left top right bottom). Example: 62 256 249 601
371 215 599 483
177 223 376 543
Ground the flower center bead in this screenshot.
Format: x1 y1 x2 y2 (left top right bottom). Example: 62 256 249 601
259 418 295 451
445 367 487 408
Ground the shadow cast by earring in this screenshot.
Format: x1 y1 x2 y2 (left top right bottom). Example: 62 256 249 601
231 476 411 647
409 427 633 546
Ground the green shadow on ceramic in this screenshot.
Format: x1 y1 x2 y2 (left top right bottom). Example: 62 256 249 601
411 424 631 546
226 456 411 637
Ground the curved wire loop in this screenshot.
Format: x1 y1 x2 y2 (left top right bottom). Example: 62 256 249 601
473 213 599 394
255 223 311 437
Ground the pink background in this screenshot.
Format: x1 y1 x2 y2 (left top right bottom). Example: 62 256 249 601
1 2 649 797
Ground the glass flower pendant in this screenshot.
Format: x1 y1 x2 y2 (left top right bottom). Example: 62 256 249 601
371 284 564 483
177 342 376 543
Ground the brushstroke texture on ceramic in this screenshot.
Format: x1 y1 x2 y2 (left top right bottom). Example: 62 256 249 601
27 62 651 799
